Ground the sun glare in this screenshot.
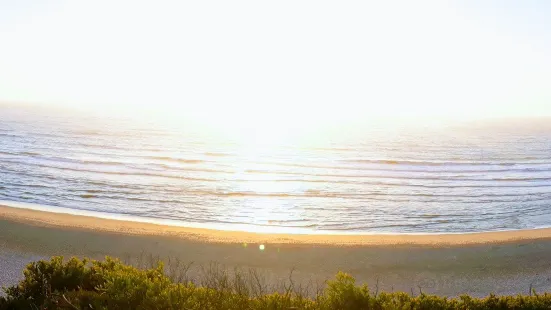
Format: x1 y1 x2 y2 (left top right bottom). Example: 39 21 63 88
2 1 550 131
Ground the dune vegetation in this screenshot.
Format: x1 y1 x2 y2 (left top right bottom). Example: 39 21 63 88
1 256 551 309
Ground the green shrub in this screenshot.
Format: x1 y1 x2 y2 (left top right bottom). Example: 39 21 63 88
2 256 551 309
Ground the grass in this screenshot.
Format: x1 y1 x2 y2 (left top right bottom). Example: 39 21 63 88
1 256 551 309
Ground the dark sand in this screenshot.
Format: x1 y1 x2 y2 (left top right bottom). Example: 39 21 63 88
0 248 46 292
1 205 551 297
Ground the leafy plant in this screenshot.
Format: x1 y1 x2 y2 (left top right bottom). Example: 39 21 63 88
2 256 551 309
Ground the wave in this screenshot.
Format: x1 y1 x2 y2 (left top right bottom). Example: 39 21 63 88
21 151 41 156
4 151 212 168
5 145 551 175
4 160 551 186
0 133 23 138
4 154 206 168
256 160 551 173
340 158 549 166
74 142 163 154
267 178 551 188
148 156 205 164
7 177 551 208
242 168 551 181
72 130 103 136
2 156 127 167
55 185 551 204
70 128 170 138
12 154 551 175
204 152 231 157
83 189 102 193
9 172 551 202
70 194 194 206
0 164 227 185
153 189 551 199
2 183 52 190
0 131 76 140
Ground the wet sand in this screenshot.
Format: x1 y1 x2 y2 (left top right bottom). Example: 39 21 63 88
3 205 551 246
1 204 551 296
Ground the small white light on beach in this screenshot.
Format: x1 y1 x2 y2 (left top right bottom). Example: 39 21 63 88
259 244 265 251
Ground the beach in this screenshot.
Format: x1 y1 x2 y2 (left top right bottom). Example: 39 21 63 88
2 204 551 297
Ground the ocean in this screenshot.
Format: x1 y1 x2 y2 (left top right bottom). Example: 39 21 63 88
2 105 551 234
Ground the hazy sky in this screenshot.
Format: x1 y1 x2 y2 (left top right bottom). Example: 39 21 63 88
1 0 550 127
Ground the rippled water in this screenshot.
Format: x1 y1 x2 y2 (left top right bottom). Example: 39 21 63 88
2 105 551 233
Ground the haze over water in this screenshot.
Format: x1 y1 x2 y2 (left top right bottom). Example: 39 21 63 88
2 105 551 234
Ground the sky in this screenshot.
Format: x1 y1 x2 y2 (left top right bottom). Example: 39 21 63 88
1 0 550 131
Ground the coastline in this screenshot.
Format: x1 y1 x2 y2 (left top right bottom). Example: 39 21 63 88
2 203 551 296
2 203 551 246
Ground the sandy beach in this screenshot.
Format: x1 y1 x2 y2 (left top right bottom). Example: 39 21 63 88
1 204 551 297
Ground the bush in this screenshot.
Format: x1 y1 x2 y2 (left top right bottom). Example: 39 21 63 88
2 256 551 309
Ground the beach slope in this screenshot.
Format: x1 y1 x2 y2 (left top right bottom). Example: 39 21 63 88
1 204 551 296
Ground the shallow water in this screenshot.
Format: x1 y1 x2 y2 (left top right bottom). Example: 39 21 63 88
2 105 551 233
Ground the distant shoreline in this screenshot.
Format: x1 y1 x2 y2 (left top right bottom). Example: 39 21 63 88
2 203 551 246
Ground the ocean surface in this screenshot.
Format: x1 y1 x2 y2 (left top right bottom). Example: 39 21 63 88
2 105 551 234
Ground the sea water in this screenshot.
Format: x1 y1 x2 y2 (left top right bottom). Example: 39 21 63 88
2 105 551 234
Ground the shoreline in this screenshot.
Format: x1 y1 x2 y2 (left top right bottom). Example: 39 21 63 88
2 203 551 296
2 203 551 246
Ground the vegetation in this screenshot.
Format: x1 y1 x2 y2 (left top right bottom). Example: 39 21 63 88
2 256 551 309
